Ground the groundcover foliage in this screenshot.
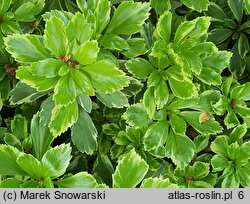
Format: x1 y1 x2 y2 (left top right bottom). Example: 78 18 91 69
0 0 249 188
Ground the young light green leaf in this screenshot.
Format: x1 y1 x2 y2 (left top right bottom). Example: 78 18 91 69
203 51 233 73
238 33 249 58
26 58 64 78
211 155 229 171
211 136 229 157
66 12 93 44
96 91 129 108
113 149 149 188
143 87 156 119
83 60 129 94
94 0 111 33
44 16 68 56
100 34 129 51
154 79 169 109
231 82 250 101
150 0 171 14
197 67 222 85
4 133 22 150
53 74 76 107
41 144 72 179
56 172 98 188
237 164 250 187
74 40 99 65
141 177 177 188
181 0 210 12
230 124 248 143
31 112 53 160
106 1 150 35
154 11 172 43
71 107 97 155
170 114 186 135
193 135 209 153
16 154 43 178
123 103 151 128
143 120 169 151
122 38 148 58
16 67 59 91
0 145 27 175
49 101 78 137
71 69 95 96
125 58 154 79
4 34 49 63
0 0 11 14
165 131 195 169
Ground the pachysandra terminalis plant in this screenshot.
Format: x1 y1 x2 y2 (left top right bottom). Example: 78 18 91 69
0 0 250 188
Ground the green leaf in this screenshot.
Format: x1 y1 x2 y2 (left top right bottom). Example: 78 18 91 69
71 69 95 96
180 111 223 134
56 172 98 188
0 178 23 188
53 74 76 107
237 163 250 187
221 171 239 188
74 40 99 65
16 66 59 91
113 149 149 188
186 162 210 179
122 38 147 58
230 124 248 143
181 51 202 75
31 112 53 160
141 177 177 188
100 34 129 51
165 130 195 169
180 0 210 12
16 154 43 178
44 16 68 56
41 144 72 179
143 87 156 119
49 101 78 137
125 58 154 79
1 21 21 35
197 67 222 85
154 12 172 44
11 114 27 141
150 0 171 14
83 60 129 94
66 12 93 44
231 82 250 101
14 0 44 22
170 114 186 135
236 105 250 118
10 81 43 105
96 91 129 108
71 107 97 155
123 103 151 128
4 133 22 149
92 155 114 186
154 79 169 109
193 135 209 153
0 0 11 14
205 2 228 22
203 51 232 73
106 1 150 35
4 34 49 63
77 95 92 113
238 33 249 58
144 120 169 151
208 28 233 45
27 58 63 78
211 155 229 171
94 0 111 33
0 145 27 175
211 136 229 157
228 0 243 22
224 110 240 129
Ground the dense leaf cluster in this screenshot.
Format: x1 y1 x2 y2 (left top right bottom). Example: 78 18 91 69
0 0 249 188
